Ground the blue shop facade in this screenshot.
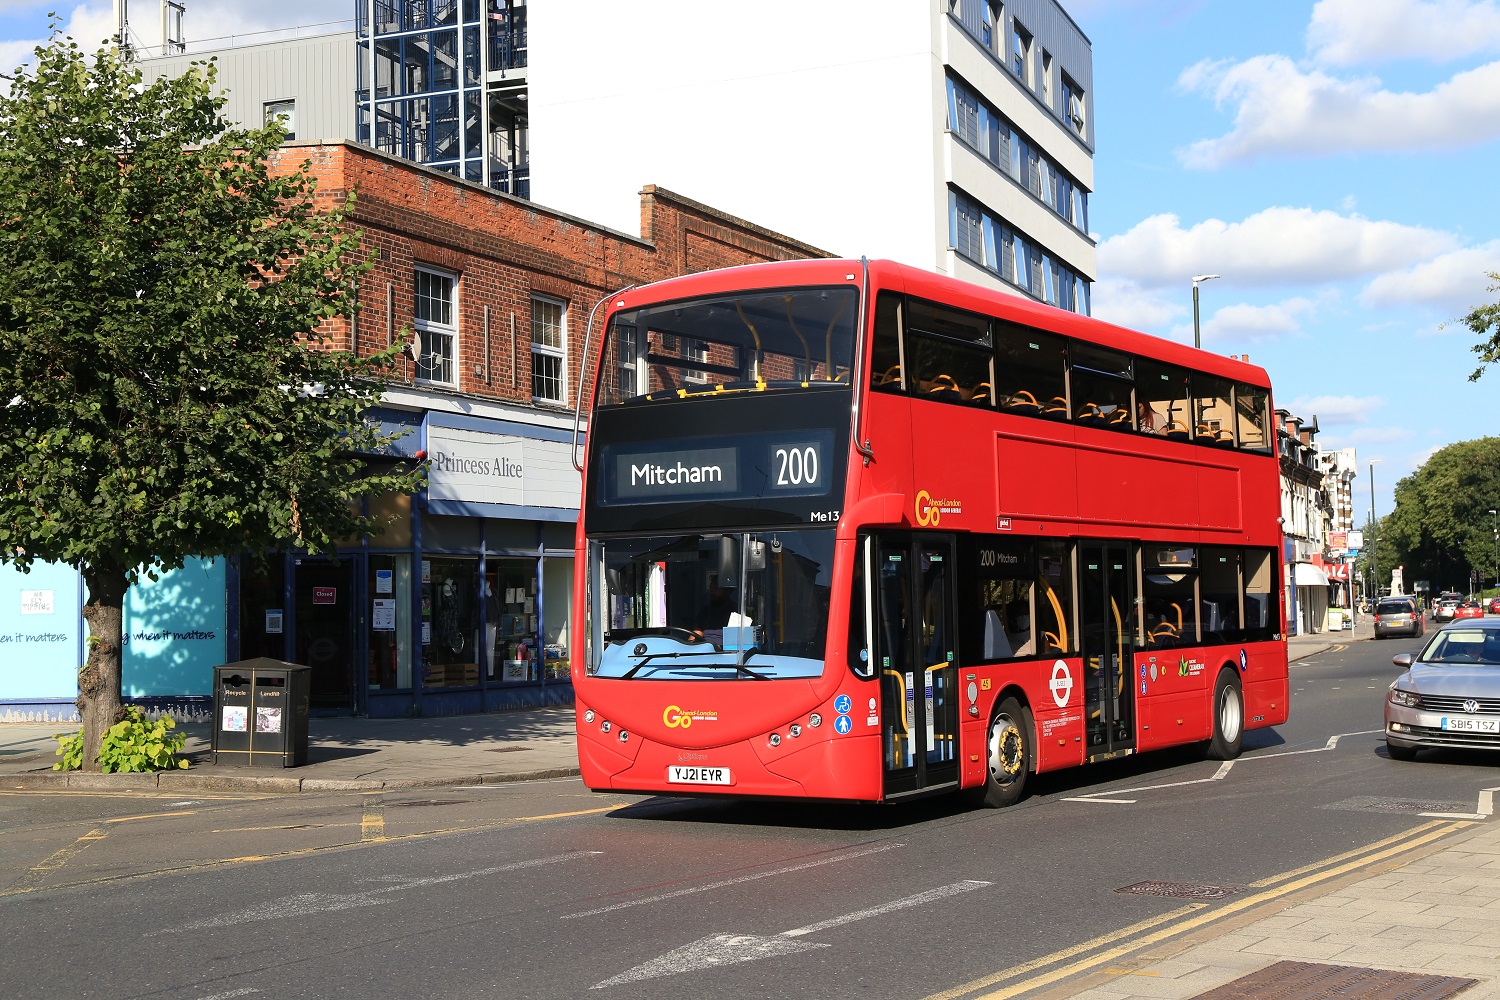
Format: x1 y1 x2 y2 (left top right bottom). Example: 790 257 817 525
0 400 581 721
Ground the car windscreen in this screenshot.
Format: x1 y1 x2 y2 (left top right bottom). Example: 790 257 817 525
1419 628 1500 664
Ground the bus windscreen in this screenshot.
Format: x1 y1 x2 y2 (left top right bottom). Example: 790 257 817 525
590 529 835 680
596 287 858 406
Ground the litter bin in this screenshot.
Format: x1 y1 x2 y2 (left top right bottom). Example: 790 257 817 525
212 658 312 767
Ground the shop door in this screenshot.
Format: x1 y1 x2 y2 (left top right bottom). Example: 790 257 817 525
294 557 359 711
1080 541 1136 755
876 534 961 797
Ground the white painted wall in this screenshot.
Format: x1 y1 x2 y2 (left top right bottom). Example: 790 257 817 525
529 0 942 266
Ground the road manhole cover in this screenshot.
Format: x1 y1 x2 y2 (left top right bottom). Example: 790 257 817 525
385 799 469 808
1187 960 1477 999
1115 880 1242 900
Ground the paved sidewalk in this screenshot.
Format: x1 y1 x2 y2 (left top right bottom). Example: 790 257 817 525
0 707 580 793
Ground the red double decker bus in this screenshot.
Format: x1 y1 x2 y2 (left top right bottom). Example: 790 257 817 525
572 258 1287 806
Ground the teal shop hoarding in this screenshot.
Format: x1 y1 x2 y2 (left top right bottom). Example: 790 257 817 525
123 559 225 697
0 561 84 702
0 559 226 719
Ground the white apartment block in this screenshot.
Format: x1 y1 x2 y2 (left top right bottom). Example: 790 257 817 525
529 0 1096 311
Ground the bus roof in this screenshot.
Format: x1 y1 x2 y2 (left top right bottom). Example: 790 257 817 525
610 258 1272 389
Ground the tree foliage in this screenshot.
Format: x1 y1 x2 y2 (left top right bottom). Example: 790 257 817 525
1461 271 1500 381
0 32 423 767
1383 438 1500 593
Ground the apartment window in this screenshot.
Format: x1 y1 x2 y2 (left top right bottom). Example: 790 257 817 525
1041 50 1053 106
263 99 296 140
531 295 567 404
1010 20 1032 84
414 267 456 385
1063 73 1086 137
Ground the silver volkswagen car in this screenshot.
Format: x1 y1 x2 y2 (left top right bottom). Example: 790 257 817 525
1386 618 1500 760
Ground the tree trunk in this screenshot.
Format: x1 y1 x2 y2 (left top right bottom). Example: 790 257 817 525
77 565 127 772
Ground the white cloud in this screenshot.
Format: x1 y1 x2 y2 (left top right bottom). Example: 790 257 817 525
1283 394 1385 425
1177 55 1500 167
1362 241 1500 310
1195 297 1318 345
1308 0 1500 66
1098 208 1454 287
1088 277 1183 332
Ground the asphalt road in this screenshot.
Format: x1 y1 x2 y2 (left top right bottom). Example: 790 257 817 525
2 633 1496 1000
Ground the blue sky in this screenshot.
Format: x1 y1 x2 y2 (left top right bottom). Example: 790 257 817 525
3 0 1498 519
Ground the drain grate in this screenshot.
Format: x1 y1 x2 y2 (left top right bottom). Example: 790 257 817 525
1327 796 1467 814
1115 880 1243 900
1188 961 1478 999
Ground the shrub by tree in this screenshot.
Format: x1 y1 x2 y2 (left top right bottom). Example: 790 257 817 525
0 33 422 769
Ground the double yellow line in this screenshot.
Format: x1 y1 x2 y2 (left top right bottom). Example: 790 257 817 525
924 819 1471 1000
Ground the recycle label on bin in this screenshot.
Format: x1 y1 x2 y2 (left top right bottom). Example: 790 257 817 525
222 706 247 732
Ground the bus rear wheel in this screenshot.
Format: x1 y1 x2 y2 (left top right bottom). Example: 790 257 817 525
1205 669 1244 760
967 697 1032 808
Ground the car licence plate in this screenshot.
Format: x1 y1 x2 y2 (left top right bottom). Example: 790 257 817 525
668 765 731 785
1441 717 1500 734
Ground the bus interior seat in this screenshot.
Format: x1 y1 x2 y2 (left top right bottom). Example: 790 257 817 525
1005 390 1041 414
1044 396 1068 417
1163 421 1191 442
1194 423 1216 444
983 608 1012 659
1214 430 1235 446
1107 408 1131 426
877 365 902 386
971 382 993 402
1075 403 1105 426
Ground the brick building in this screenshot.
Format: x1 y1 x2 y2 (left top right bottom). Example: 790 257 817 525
0 141 829 722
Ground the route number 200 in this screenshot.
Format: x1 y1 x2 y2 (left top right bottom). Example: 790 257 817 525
774 446 819 487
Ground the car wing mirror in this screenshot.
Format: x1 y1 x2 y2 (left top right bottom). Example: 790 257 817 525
1392 653 1414 669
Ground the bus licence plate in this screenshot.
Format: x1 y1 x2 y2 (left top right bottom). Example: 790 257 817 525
1441 717 1500 734
668 765 732 785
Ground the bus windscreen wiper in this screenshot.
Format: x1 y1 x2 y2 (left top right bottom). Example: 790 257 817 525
620 649 724 679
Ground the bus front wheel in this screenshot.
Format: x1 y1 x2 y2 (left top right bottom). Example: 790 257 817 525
1205 670 1244 760
967 697 1033 808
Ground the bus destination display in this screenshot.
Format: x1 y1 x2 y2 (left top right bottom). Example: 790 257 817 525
603 430 832 505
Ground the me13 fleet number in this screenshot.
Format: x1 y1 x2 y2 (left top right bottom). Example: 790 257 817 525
668 765 732 785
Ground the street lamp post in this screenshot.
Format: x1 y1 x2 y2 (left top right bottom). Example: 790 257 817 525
1369 459 1382 603
1192 274 1221 350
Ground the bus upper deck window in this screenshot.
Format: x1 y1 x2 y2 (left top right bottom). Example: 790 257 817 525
871 292 904 393
1235 384 1272 453
994 323 1066 420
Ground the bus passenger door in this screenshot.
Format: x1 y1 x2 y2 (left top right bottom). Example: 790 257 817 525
1079 541 1137 757
876 534 961 797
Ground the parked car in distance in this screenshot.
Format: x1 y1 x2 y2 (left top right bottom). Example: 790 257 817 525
1385 618 1500 760
1454 601 1486 620
1374 596 1425 639
1487 596 1500 615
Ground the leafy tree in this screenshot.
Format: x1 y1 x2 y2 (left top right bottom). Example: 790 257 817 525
0 34 422 769
1383 438 1500 594
1461 271 1500 381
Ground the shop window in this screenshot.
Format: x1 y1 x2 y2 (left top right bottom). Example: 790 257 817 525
542 558 572 680
367 491 412 548
368 554 412 689
415 266 457 385
484 559 538 683
237 557 286 661
423 556 479 687
531 294 567 404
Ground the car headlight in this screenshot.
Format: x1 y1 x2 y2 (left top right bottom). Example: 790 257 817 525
1388 688 1422 708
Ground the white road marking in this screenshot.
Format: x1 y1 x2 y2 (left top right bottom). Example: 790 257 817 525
591 881 990 989
1421 786 1500 820
1251 730 1381 759
562 842 902 919
196 991 260 999
1065 761 1235 802
155 851 601 932
1060 797 1137 804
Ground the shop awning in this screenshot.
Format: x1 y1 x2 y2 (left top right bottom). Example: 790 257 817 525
1294 563 1330 587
